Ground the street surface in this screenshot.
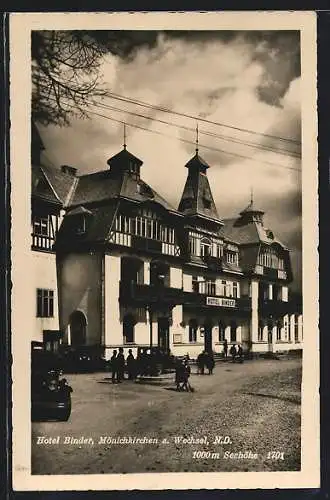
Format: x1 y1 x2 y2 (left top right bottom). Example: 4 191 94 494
32 357 301 474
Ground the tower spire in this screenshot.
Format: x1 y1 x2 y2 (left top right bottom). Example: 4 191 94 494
123 122 127 150
196 121 199 154
250 186 254 207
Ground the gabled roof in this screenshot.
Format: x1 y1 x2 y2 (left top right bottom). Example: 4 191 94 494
37 164 78 206
57 201 119 245
32 164 62 206
69 168 179 213
222 217 289 249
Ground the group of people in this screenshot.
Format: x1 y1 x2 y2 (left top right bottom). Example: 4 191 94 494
196 351 215 375
109 347 174 383
175 355 193 392
222 339 244 362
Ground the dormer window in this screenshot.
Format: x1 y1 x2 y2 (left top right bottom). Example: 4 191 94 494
202 196 211 209
76 216 86 235
181 198 193 210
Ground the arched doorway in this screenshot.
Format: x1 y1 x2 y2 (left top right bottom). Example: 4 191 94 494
69 311 87 347
158 317 170 352
123 314 136 344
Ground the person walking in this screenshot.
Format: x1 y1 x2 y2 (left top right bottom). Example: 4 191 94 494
110 350 118 384
116 347 125 382
237 344 244 363
126 349 136 380
197 351 205 375
223 339 228 360
206 351 215 374
230 344 237 363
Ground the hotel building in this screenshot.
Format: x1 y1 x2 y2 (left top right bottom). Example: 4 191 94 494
31 124 303 359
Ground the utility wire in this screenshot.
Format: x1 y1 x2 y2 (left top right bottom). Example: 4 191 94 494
41 92 301 173
103 90 301 145
37 75 301 145
37 82 301 158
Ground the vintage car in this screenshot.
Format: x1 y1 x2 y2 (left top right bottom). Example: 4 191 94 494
31 348 73 422
60 345 106 373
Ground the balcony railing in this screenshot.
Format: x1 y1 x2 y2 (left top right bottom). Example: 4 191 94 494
255 265 287 280
119 281 184 306
259 297 302 315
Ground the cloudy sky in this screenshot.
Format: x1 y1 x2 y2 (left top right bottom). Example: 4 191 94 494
37 30 302 291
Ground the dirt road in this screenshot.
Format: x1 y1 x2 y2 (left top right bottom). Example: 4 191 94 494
32 357 301 474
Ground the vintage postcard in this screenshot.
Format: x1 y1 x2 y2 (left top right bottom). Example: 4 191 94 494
10 11 319 491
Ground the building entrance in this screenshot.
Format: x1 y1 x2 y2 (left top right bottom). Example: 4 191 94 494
69 310 87 347
204 323 213 352
158 317 170 352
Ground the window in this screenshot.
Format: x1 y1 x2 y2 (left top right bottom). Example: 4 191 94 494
276 321 282 341
233 282 238 298
226 251 238 265
182 198 193 210
218 321 225 342
37 289 54 318
216 244 223 259
294 316 299 343
201 238 211 258
230 321 237 342
192 276 199 293
33 216 49 236
76 216 86 235
202 197 211 209
189 235 198 255
258 321 264 341
189 320 198 343
206 280 216 296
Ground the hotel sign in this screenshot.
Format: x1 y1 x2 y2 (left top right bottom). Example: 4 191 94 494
206 297 236 308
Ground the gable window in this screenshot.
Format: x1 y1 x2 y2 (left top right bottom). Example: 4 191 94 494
201 238 212 258
226 250 238 265
37 289 54 318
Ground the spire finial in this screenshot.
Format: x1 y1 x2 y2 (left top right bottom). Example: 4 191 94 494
123 122 127 150
196 121 199 154
250 186 254 206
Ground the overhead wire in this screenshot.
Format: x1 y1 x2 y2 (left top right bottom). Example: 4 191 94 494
39 91 301 173
36 81 301 158
37 75 301 146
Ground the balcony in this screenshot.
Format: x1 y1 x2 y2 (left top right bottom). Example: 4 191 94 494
258 298 291 315
119 281 184 306
201 254 223 271
255 265 287 281
131 235 162 253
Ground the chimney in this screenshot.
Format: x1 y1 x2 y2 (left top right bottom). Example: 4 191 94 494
61 165 77 176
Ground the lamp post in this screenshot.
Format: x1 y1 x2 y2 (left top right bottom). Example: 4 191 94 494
148 305 153 350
